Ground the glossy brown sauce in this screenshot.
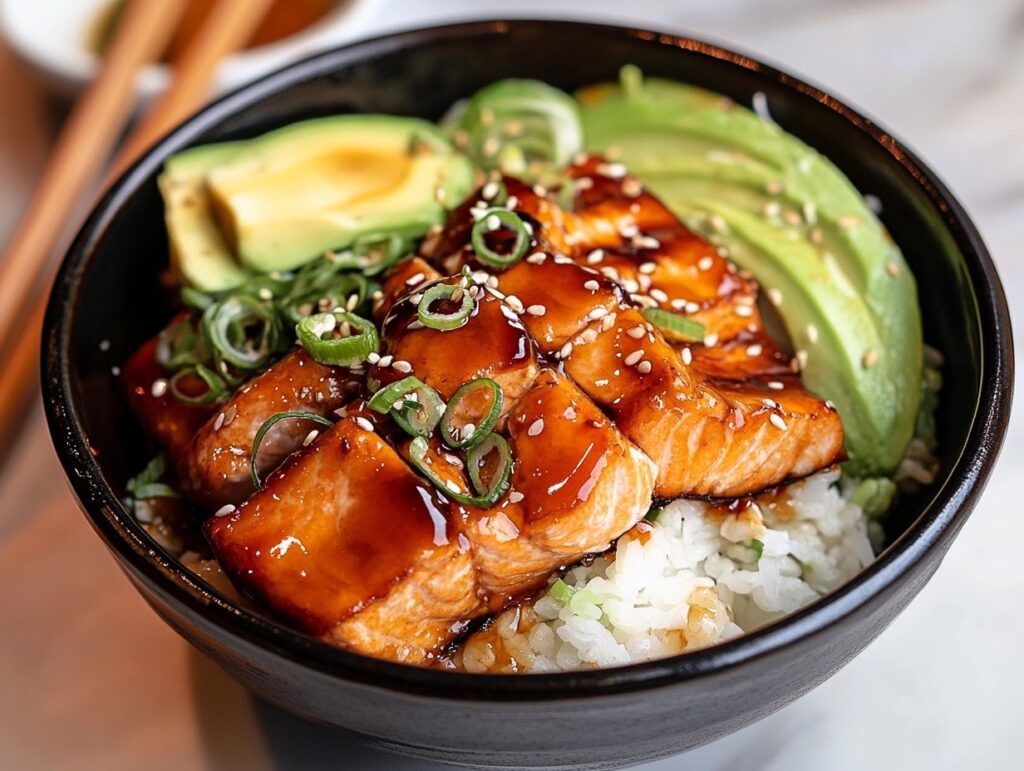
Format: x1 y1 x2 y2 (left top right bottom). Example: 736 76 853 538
206 419 453 635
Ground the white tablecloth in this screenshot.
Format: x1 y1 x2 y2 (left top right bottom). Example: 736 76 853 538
1 1 1020 768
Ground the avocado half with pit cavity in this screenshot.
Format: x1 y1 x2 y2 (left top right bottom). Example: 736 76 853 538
578 73 922 476
160 115 475 289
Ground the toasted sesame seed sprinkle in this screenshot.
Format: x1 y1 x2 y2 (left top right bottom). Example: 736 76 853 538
624 350 644 366
526 304 546 316
639 262 657 275
434 187 447 204
303 429 320 446
766 381 784 391
213 412 226 431
622 178 643 197
214 504 236 518
377 355 393 367
588 307 608 321
809 227 824 245
581 280 600 293
586 249 605 264
597 162 627 178
709 214 728 233
825 400 836 410
151 379 168 398
769 413 788 431
595 378 609 386
506 195 519 210
768 288 783 306
649 288 669 303
783 209 802 226
697 256 715 272
736 305 753 317
862 349 878 369
505 295 525 313
636 360 652 374
806 323 819 344
258 287 274 301
508 491 525 503
559 341 574 359
633 235 660 250
796 350 808 369
355 417 374 432
626 326 646 339
526 251 547 264
761 398 778 409
482 137 500 157
527 418 545 436
766 180 784 194
575 177 594 191
601 313 617 330
704 333 720 348
618 222 639 238
681 347 693 365
405 272 426 286
482 181 500 200
837 214 861 229
445 479 463 494
886 260 900 277
746 344 763 357
553 253 574 265
763 201 782 218
533 184 548 197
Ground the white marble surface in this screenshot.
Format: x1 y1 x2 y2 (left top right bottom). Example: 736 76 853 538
0 1 1020 768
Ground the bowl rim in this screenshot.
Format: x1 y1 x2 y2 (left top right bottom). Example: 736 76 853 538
43 18 1014 701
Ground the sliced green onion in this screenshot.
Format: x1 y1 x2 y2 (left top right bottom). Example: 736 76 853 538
641 307 706 343
470 208 530 267
156 316 206 371
169 364 229 406
440 377 503 449
644 506 663 522
353 232 408 276
549 578 575 604
368 376 445 438
280 273 377 325
748 538 765 561
250 411 335 488
417 283 476 330
202 295 285 372
295 311 379 367
466 433 513 504
408 435 510 508
180 286 214 311
126 453 179 500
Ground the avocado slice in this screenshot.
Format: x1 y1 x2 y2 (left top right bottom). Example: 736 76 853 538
159 141 252 292
578 73 922 475
201 115 474 272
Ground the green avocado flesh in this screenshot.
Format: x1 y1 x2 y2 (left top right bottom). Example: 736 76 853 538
160 115 475 284
578 75 922 475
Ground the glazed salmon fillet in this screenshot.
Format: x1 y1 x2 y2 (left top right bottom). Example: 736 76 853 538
179 348 362 509
420 173 844 497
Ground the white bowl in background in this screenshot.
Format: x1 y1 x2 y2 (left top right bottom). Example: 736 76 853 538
0 0 381 102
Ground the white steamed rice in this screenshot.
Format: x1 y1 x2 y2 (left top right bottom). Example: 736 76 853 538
455 468 881 673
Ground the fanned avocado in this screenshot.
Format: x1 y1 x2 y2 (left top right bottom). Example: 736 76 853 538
578 69 922 475
159 141 252 292
204 115 474 272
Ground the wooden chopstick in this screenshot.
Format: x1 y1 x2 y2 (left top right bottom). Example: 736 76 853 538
0 0 273 436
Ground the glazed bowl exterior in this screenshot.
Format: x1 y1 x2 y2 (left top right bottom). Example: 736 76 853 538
42 20 1012 770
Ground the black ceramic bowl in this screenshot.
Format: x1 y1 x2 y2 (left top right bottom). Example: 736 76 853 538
43 19 1012 770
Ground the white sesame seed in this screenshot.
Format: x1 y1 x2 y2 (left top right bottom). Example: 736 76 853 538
526 304 546 316
863 349 878 369
622 178 643 197
633 235 660 250
709 214 728 233
445 452 466 468
624 350 644 366
769 413 787 431
886 260 900 277
574 177 594 191
527 418 545 436
803 201 818 225
783 209 802 226
445 479 463 494
553 253 574 265
697 256 714 271
213 412 225 431
650 288 669 303
392 360 412 373
685 302 700 314
485 213 501 230
619 222 639 239
303 429 320 447
681 347 693 365
626 326 646 339
597 162 627 178
761 398 778 409
482 137 500 157
809 227 824 245
704 333 720 348
763 201 781 218
559 341 574 359
746 344 763 357
150 379 168 398
735 305 753 317
482 181 500 200
670 299 687 311
214 504 236 518
586 249 605 264
595 378 610 386
837 214 861 229
766 381 785 391
639 262 657 275
508 490 525 504
806 323 819 343
601 313 616 330
377 355 393 367
366 352 380 365
526 252 547 265
766 180 784 195
355 417 374 432
636 360 652 374
767 288 783 306
584 279 600 292
532 184 548 197
587 307 608 321
796 350 808 369
504 295 525 313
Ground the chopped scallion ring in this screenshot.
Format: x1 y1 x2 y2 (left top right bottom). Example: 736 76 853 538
408 434 511 508
202 295 285 372
466 433 513 503
470 208 530 267
440 378 503 449
169 364 229 406
295 311 379 366
156 317 206 371
250 411 335 488
641 307 706 343
126 453 179 501
417 283 475 330
368 376 445 438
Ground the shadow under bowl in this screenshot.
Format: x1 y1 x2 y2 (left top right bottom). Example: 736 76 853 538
42 19 1013 770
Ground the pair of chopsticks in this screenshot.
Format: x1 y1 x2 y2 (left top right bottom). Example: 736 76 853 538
0 0 274 438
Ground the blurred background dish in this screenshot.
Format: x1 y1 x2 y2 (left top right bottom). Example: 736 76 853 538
0 0 380 102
